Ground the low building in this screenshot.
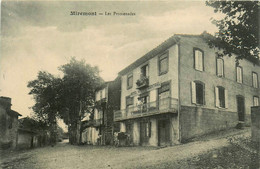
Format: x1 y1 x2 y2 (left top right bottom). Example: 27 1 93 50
0 96 21 149
114 33 260 146
16 117 46 149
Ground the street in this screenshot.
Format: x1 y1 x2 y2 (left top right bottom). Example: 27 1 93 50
0 128 250 169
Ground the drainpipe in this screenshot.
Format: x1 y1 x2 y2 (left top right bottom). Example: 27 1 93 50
177 42 182 144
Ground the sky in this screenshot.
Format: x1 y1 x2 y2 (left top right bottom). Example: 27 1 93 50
0 1 223 119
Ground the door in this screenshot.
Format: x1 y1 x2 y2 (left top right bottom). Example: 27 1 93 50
237 96 245 122
140 122 149 145
158 120 170 146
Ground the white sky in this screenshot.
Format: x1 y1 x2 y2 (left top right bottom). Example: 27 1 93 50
0 1 223 119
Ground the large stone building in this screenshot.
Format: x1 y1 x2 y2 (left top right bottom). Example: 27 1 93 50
0 96 21 149
82 77 121 145
114 33 260 146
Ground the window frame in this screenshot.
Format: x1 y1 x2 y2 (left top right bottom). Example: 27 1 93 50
252 72 259 88
236 66 243 83
125 95 134 108
140 64 149 78
253 96 259 106
158 51 169 76
127 73 133 89
216 57 224 77
193 48 204 71
191 81 205 105
215 86 228 109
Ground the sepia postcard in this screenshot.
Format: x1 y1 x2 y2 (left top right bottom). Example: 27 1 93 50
0 1 259 169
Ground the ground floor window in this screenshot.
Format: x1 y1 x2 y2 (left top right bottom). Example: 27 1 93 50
215 86 228 108
191 81 205 105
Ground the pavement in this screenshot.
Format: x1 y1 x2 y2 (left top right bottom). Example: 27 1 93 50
0 127 251 169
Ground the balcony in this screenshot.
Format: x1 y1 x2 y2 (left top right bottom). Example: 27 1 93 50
136 76 149 89
114 97 178 121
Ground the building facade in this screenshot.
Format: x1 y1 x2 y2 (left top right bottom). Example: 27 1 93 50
114 34 260 146
0 96 21 149
81 77 121 145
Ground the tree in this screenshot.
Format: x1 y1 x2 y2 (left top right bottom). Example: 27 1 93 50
206 1 259 64
58 58 103 144
27 71 62 145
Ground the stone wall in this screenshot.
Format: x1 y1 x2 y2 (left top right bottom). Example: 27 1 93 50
0 98 19 150
180 105 238 142
251 106 260 142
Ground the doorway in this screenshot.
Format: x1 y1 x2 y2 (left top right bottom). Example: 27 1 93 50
236 96 245 122
158 119 170 147
139 122 149 145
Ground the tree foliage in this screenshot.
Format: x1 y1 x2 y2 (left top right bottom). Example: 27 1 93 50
206 1 259 64
58 58 103 144
27 58 103 144
28 71 62 125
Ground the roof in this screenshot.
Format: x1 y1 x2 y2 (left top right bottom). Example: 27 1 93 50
119 35 181 76
118 33 259 76
8 110 22 117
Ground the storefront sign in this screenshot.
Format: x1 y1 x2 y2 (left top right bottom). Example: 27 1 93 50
130 82 161 97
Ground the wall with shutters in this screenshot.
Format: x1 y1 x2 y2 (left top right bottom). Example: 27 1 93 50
120 44 179 112
179 35 260 117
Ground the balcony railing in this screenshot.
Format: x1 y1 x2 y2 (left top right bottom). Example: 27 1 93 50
114 97 178 121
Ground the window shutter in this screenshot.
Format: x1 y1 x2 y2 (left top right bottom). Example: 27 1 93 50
225 89 228 108
195 51 199 70
199 51 203 71
149 122 151 137
215 87 219 107
191 81 196 104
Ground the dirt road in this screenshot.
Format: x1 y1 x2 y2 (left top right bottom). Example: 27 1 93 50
0 128 250 169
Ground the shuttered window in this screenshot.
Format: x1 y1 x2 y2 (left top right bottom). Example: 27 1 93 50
252 72 258 88
216 58 224 77
158 53 169 75
127 74 133 89
126 96 134 107
215 86 228 108
191 81 205 105
236 66 243 83
194 48 204 71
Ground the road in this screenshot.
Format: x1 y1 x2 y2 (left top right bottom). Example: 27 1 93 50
0 128 250 169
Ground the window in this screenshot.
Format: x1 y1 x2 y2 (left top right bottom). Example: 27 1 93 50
141 64 149 77
215 86 228 108
142 121 151 138
253 96 259 106
236 66 243 83
158 82 170 110
216 58 224 77
126 96 134 108
138 93 149 111
158 82 170 97
127 74 133 89
158 53 168 75
191 81 205 105
147 122 151 137
194 48 204 71
252 72 258 88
